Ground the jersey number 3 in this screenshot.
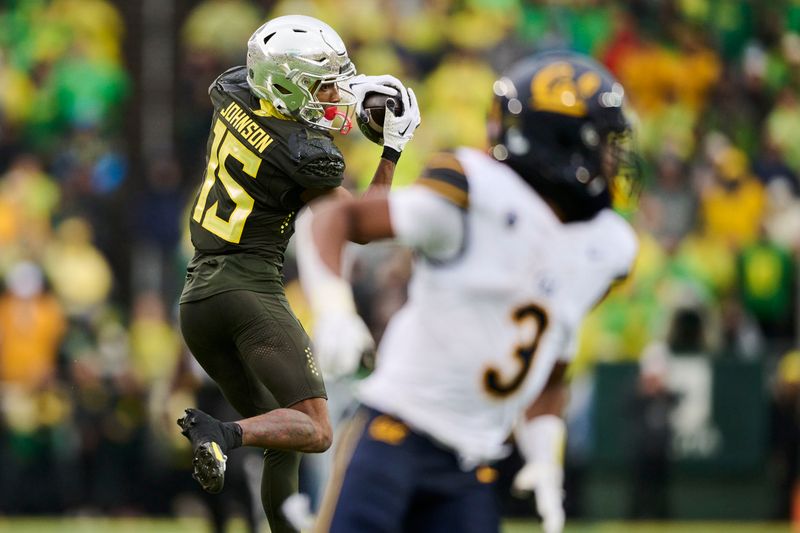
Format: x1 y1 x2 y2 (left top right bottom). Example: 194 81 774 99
192 119 261 243
484 303 549 397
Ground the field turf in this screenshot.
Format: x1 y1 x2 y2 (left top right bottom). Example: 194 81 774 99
0 518 792 532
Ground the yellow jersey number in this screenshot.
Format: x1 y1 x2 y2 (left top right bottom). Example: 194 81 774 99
192 119 261 243
484 303 549 398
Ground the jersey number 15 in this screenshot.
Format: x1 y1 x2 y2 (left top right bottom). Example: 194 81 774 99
193 119 261 243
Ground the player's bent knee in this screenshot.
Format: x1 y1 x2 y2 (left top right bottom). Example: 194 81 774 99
305 414 332 453
310 423 333 452
291 397 332 452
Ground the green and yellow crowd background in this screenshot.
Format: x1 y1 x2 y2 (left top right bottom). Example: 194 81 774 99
1 0 800 526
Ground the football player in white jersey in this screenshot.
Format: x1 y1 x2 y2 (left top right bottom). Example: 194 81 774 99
296 51 640 533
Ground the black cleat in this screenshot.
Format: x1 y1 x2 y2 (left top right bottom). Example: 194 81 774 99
177 408 228 494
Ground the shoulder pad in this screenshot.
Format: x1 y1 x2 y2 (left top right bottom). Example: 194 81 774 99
213 66 248 91
287 128 345 179
210 66 254 107
415 152 469 209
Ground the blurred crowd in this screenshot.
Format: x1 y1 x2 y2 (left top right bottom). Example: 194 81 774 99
2 0 800 524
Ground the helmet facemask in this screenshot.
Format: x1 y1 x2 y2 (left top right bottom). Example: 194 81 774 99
297 77 357 134
603 129 642 217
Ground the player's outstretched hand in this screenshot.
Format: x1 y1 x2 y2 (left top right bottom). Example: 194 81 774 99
349 74 401 119
513 462 565 533
313 310 375 379
383 85 420 153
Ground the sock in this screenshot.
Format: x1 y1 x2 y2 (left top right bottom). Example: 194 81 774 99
222 421 243 450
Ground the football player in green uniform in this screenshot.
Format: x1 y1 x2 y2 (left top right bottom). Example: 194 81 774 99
176 15 420 533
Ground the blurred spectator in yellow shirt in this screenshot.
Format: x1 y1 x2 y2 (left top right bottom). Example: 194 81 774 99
128 290 183 441
669 229 735 300
45 0 125 63
611 30 719 117
420 53 497 150
445 3 515 52
0 155 60 262
0 261 65 388
129 291 181 386
42 217 113 317
182 0 263 64
701 147 766 249
392 0 448 66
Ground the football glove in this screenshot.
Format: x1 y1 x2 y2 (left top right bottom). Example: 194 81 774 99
295 209 374 379
313 303 375 379
348 74 402 120
383 85 420 153
513 415 566 533
513 462 565 533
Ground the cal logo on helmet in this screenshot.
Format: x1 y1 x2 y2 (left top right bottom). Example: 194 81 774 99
530 62 603 118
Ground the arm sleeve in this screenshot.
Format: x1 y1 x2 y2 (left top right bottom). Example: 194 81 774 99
387 151 470 261
388 186 464 261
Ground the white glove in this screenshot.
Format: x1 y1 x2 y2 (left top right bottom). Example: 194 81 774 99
512 462 565 533
382 85 420 153
348 74 402 119
295 209 375 379
313 306 375 379
513 415 566 533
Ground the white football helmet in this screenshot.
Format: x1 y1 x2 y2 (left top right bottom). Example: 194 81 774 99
246 15 357 133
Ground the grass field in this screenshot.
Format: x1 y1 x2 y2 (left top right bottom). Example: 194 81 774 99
0 518 793 533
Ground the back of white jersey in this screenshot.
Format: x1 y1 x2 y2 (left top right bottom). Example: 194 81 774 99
358 148 637 467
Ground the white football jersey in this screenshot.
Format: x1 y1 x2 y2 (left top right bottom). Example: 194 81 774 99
358 148 637 467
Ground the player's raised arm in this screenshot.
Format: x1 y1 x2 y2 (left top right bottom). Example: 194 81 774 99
300 78 420 205
348 75 421 197
293 197 390 378
296 155 467 378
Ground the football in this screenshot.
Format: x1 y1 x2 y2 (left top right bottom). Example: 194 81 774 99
356 92 403 145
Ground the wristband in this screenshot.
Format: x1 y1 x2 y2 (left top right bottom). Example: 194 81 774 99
381 146 401 164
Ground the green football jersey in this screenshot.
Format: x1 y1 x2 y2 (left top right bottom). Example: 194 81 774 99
181 66 345 302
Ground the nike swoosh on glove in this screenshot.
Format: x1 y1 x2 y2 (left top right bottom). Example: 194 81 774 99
382 86 421 153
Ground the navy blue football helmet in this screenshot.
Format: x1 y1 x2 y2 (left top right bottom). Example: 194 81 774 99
488 51 640 221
